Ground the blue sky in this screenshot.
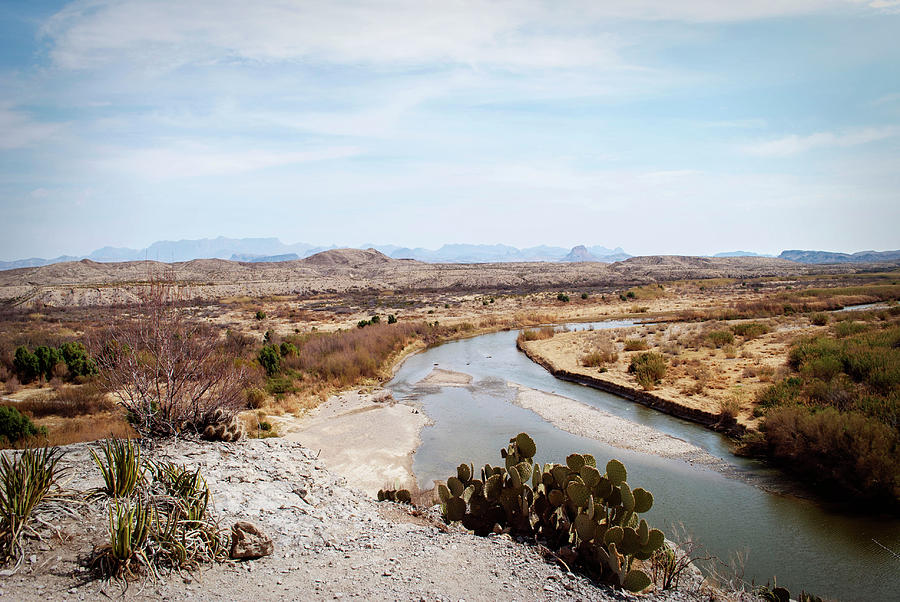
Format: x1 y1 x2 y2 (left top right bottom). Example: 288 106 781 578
2 0 899 260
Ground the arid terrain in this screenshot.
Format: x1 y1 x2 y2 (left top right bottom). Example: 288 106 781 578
1 252 898 600
0 249 884 308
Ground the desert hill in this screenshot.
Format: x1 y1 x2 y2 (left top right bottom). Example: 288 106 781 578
0 250 881 308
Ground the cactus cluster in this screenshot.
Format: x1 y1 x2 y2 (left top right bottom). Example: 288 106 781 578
437 433 663 593
376 488 413 504
200 408 244 442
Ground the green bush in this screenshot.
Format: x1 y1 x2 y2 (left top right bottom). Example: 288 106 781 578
370 315 381 324
387 314 397 324
623 338 648 351
257 345 281 377
0 406 41 444
581 292 589 299
279 342 298 357
255 310 266 320
730 321 771 338
557 293 570 303
809 312 830 326
707 330 735 348
628 352 667 390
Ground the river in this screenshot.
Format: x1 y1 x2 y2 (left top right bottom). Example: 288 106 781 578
386 321 900 601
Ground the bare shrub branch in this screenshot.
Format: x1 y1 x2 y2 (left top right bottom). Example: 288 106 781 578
88 273 248 438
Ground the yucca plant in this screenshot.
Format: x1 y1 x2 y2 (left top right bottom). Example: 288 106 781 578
91 438 144 498
94 496 154 580
0 447 66 567
149 461 225 567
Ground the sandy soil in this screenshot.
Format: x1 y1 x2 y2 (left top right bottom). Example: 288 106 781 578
278 389 429 495
417 368 473 387
509 384 729 471
519 317 814 430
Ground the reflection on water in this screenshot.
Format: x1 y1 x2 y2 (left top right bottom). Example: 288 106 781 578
387 324 900 601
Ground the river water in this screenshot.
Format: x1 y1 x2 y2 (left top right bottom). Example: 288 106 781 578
386 321 900 601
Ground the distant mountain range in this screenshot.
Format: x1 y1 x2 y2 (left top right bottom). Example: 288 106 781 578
2 237 898 270
0 238 631 270
778 249 900 264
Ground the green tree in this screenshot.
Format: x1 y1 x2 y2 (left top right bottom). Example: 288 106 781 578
13 347 40 383
34 346 62 381
59 341 97 378
257 345 282 377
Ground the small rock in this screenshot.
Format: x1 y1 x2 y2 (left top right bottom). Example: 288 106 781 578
230 521 274 559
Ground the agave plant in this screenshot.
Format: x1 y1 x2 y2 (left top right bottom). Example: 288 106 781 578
0 446 67 567
91 438 145 499
94 496 155 580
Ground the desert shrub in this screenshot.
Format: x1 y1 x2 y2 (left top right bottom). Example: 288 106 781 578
706 330 734 348
0 406 43 445
832 320 868 338
581 292 589 299
730 321 771 339
88 276 249 438
257 344 282 377
265 376 296 398
370 315 381 324
12 347 39 384
255 310 266 320
279 341 298 357
718 396 741 424
357 319 371 328
0 446 67 565
761 406 899 505
557 293 570 303
628 352 667 390
387 314 397 324
245 387 267 409
437 433 662 593
581 341 618 368
623 338 648 351
756 322 900 506
809 313 830 326
517 327 556 343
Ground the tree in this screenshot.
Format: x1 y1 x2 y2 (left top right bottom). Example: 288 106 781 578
88 274 248 437
13 347 39 383
258 345 281 376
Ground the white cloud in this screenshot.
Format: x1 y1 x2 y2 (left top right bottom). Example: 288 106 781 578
0 106 62 150
96 145 361 179
742 127 899 156
41 0 890 73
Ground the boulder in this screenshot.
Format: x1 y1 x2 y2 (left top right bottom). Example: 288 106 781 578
230 521 274 559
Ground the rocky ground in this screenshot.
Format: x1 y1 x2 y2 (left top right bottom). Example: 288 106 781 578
0 438 748 601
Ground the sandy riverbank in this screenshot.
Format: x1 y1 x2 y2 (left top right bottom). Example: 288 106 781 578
279 389 429 495
509 383 728 469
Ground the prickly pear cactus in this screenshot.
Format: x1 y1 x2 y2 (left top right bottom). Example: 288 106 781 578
437 432 664 593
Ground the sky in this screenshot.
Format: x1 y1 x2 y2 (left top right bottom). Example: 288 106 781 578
1 0 899 260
